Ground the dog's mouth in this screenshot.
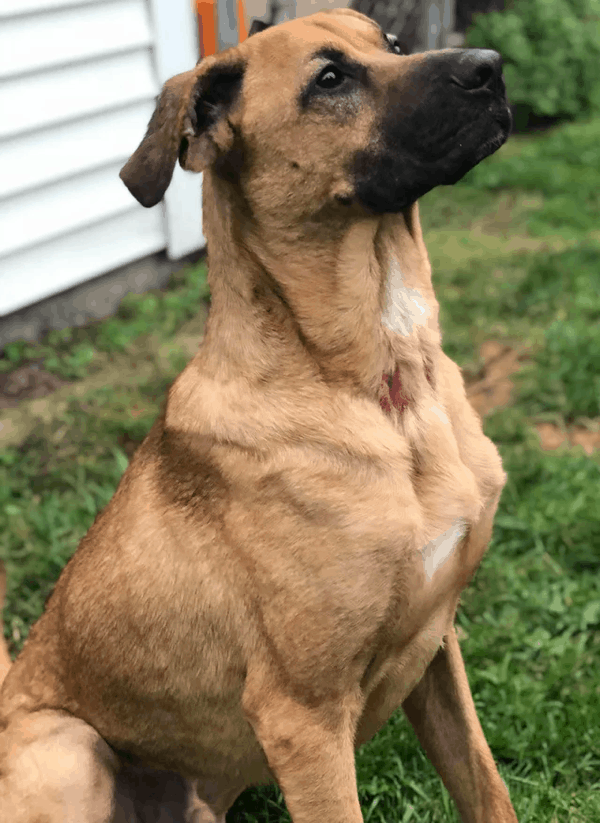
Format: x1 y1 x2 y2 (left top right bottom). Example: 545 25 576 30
472 105 512 161
450 103 512 173
474 125 509 163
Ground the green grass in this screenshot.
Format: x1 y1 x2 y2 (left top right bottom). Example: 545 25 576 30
0 263 210 379
2 116 600 821
461 117 600 233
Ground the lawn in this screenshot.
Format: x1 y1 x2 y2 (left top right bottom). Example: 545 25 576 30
1 115 599 822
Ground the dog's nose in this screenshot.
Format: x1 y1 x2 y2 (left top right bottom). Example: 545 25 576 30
448 49 503 92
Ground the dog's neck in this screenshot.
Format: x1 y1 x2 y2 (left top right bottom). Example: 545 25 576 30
198 172 441 400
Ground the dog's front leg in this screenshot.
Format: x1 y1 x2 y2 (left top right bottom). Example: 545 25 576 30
243 685 364 823
402 627 517 823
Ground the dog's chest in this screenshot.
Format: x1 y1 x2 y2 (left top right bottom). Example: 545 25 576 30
378 262 483 586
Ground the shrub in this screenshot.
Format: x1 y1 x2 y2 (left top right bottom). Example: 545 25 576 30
464 0 600 124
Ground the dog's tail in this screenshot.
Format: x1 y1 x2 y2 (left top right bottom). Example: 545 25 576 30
0 560 12 687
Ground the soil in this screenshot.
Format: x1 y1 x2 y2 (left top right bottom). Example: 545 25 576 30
464 340 600 455
535 422 600 456
465 340 526 418
0 365 64 410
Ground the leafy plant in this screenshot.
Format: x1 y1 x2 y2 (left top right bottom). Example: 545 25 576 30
465 0 600 124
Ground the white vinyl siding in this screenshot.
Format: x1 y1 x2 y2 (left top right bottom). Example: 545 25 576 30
0 51 156 139
0 0 105 15
2 209 166 316
0 0 203 318
0 102 155 199
0 1 153 79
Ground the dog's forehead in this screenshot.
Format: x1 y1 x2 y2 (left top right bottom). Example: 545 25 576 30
244 10 387 65
293 9 387 47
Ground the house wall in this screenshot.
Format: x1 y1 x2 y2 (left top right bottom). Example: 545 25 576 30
0 0 203 322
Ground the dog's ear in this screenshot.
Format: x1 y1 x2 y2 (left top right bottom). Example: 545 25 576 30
248 19 271 36
248 0 280 37
120 56 245 207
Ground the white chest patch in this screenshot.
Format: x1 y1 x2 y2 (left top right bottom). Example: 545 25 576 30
421 519 466 581
381 260 430 337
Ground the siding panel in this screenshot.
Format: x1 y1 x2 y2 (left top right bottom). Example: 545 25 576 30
0 1 153 80
0 50 157 140
0 102 154 199
0 0 202 317
0 164 141 258
0 208 165 316
0 0 102 18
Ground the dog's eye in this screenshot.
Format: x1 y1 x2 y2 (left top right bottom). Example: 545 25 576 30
316 65 345 89
385 33 403 55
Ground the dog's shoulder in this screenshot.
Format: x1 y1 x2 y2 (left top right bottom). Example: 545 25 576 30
435 351 507 501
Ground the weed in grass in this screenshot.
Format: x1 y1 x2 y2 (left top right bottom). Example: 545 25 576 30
508 242 600 321
432 249 537 366
1 430 125 645
419 186 501 232
0 380 169 647
94 264 210 353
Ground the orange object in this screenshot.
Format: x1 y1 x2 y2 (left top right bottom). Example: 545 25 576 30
196 0 217 57
196 0 248 57
237 0 248 42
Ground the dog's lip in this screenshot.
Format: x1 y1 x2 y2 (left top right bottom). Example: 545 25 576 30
495 101 513 131
478 130 506 154
452 92 510 130
469 99 511 140
473 115 511 160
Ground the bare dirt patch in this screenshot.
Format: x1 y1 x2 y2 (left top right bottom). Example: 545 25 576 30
465 340 528 418
0 309 208 449
0 365 65 410
535 422 600 455
464 340 600 455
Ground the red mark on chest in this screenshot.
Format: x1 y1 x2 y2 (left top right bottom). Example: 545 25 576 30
380 368 408 415
379 363 434 415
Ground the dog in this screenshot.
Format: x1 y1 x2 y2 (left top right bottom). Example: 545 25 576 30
0 565 11 687
0 9 517 822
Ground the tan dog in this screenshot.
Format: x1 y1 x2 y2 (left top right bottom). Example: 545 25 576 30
0 9 518 822
0 565 11 686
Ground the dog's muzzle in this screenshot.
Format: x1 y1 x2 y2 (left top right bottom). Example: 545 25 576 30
352 47 512 214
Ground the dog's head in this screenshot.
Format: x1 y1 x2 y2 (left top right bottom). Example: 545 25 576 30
120 9 511 217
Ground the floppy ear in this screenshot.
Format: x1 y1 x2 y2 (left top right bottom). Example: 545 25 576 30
120 56 245 207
